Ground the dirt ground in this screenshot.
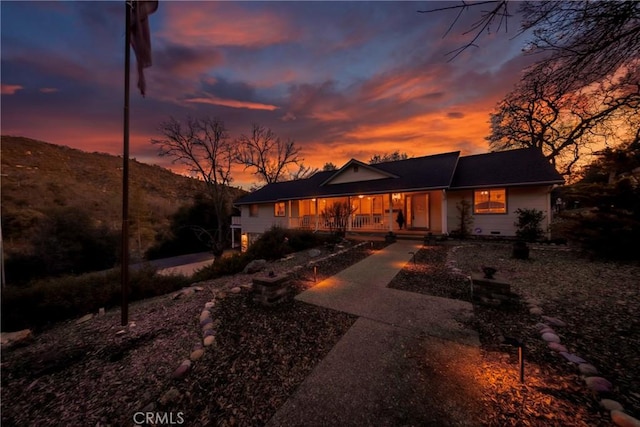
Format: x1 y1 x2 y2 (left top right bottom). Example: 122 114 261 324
1 240 638 426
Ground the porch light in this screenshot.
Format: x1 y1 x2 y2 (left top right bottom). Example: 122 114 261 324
392 193 402 201
311 198 316 202
358 195 364 199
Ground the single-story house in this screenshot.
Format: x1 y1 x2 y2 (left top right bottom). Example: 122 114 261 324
232 148 564 248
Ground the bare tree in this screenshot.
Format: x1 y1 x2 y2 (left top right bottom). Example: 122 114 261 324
151 116 233 255
322 162 338 171
369 151 410 164
488 63 640 177
423 1 640 178
235 124 303 184
288 163 319 181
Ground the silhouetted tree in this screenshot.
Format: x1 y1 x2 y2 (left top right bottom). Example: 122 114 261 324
152 116 233 254
369 151 410 164
235 124 303 184
322 162 338 171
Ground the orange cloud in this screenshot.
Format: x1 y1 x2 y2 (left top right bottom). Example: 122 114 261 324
185 96 279 111
1 84 23 95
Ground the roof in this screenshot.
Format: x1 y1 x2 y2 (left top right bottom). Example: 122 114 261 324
235 148 563 205
449 148 564 189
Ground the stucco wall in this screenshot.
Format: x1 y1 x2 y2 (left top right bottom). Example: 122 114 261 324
327 166 388 184
446 186 552 237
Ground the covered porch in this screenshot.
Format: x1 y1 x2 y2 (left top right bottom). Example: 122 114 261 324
284 190 447 234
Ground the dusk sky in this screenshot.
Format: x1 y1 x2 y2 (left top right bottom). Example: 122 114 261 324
1 1 538 188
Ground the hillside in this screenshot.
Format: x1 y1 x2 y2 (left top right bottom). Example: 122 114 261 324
1 136 241 262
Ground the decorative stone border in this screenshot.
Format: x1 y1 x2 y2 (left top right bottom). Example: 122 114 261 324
156 241 371 409
523 298 640 427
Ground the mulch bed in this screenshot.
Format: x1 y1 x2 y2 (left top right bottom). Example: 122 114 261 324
389 242 640 426
2 240 637 426
0 240 383 426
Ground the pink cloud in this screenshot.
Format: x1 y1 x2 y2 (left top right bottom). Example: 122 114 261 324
159 3 299 48
1 84 24 95
39 88 59 94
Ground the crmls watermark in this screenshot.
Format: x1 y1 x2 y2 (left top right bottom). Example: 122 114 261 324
133 412 185 425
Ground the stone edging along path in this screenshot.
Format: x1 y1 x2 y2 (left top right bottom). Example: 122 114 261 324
153 242 369 408
524 300 640 427
447 244 640 427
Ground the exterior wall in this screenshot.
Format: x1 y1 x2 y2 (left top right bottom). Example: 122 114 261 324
429 190 443 234
446 186 552 237
240 203 289 234
327 166 388 184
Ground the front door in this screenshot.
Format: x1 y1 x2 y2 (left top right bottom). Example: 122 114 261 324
411 194 429 229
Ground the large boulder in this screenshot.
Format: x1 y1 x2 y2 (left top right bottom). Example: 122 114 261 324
1 329 33 348
243 259 267 274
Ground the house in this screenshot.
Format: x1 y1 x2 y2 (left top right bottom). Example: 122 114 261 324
232 148 564 248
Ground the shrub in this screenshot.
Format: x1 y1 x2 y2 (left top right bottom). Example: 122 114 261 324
191 252 250 282
514 208 546 242
1 267 189 331
452 199 473 238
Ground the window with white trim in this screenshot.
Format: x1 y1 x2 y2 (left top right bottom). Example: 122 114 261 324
473 189 507 214
274 202 286 217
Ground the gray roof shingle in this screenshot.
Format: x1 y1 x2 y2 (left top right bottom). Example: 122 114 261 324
235 148 563 205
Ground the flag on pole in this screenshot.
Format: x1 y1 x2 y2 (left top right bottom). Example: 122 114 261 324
130 0 158 96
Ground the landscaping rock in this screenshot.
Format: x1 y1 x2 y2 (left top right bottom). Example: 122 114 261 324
230 286 241 294
190 349 205 361
75 314 93 324
204 335 215 346
579 363 599 376
202 323 214 332
541 332 561 343
548 342 568 353
159 387 181 406
539 327 555 335
199 310 210 322
203 329 216 337
0 329 33 347
600 399 624 412
200 317 212 327
172 288 194 300
204 301 215 309
172 360 191 379
611 410 640 427
585 376 613 393
308 249 321 257
243 259 267 274
541 315 567 327
529 306 543 315
559 352 587 364
534 322 550 331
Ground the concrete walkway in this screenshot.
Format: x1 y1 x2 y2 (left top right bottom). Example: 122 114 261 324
268 240 484 426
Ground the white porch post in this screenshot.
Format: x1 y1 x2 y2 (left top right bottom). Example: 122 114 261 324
231 227 235 248
388 193 393 232
288 200 292 228
347 196 352 231
314 199 319 231
441 189 448 234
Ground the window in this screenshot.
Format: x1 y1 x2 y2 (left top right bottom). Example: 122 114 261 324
474 189 506 214
249 204 259 217
274 202 286 217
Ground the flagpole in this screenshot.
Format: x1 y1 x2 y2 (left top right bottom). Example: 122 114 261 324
121 0 131 326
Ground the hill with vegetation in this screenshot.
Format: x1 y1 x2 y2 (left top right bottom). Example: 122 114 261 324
1 135 244 283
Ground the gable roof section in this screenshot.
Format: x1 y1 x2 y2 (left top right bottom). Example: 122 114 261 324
320 159 398 185
449 148 564 189
235 151 460 205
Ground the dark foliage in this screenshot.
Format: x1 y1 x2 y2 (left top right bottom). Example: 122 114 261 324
5 207 119 284
145 195 223 260
514 208 546 242
1 268 189 331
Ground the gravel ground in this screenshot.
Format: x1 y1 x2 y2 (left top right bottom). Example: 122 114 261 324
0 241 383 426
389 242 640 426
2 240 637 426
